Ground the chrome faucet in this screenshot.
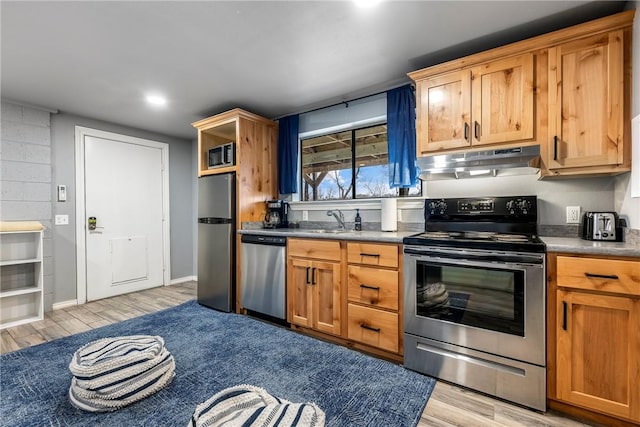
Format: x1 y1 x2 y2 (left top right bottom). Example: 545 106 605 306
327 210 346 229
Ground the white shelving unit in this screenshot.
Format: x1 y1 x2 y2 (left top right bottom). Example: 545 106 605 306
0 230 44 329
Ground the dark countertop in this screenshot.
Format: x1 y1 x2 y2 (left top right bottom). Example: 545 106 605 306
540 236 640 258
237 228 415 243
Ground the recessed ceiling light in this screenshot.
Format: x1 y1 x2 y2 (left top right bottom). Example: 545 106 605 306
146 94 167 106
354 0 382 8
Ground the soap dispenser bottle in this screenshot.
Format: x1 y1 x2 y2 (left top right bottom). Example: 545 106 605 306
354 209 362 231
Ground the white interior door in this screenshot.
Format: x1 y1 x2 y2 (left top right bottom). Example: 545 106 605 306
79 131 168 301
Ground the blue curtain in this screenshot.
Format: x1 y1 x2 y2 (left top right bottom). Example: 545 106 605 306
277 114 299 194
387 85 419 188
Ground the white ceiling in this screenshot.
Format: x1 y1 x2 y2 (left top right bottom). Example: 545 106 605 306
1 1 628 140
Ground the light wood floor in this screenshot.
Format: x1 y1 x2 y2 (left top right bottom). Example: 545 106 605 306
1 282 597 427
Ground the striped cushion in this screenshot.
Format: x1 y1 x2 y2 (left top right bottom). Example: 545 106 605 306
188 385 325 427
68 335 175 412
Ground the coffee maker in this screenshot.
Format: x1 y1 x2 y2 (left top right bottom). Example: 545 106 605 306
264 200 289 229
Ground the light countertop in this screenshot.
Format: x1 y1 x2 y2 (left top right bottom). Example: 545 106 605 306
540 236 640 258
238 228 640 258
237 228 415 243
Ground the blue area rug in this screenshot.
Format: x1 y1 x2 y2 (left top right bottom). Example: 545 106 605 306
1 300 435 426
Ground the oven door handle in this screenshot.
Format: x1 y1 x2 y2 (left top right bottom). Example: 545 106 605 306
404 248 544 266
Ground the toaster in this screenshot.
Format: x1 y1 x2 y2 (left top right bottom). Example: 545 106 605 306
581 212 620 241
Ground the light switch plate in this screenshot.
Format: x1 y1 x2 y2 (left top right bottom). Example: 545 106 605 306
57 185 67 202
302 210 309 221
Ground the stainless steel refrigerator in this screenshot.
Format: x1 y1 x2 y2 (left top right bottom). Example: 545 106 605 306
197 172 235 312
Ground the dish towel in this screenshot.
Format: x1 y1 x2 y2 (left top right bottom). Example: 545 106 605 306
68 335 175 412
188 384 325 427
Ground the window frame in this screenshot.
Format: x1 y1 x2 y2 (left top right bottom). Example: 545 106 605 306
299 122 421 201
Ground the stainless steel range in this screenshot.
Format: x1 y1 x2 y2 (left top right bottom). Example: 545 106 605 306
403 196 546 411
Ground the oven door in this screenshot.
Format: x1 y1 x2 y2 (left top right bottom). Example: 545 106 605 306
403 245 545 366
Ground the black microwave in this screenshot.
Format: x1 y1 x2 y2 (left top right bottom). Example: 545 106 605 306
208 143 235 169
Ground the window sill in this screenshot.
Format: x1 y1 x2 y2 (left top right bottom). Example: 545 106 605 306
288 197 424 211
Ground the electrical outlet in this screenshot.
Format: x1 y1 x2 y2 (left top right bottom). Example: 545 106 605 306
55 214 69 225
566 206 581 224
302 210 308 221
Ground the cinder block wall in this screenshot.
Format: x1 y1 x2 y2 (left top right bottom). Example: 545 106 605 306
1 100 54 310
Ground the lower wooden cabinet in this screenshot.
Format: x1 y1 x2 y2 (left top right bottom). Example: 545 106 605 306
287 240 341 337
346 242 402 355
347 303 398 353
557 289 639 421
548 253 640 424
287 238 403 358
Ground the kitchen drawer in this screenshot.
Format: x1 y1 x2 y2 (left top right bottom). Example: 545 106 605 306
347 266 398 310
556 256 640 296
347 303 399 353
288 238 341 262
347 242 398 268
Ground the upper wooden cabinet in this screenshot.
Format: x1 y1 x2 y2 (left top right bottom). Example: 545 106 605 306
408 10 634 178
546 30 629 175
192 108 277 178
413 54 534 154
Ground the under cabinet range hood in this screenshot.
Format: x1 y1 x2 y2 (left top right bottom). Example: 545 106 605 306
416 145 541 180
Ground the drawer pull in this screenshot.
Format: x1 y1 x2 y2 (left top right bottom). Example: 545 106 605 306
562 301 568 331
305 267 311 284
360 284 380 291
311 268 317 285
360 323 381 333
584 272 619 280
360 253 380 258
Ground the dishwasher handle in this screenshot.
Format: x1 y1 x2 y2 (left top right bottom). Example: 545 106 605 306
241 234 287 246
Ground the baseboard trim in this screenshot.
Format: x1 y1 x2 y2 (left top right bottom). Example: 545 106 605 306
170 276 196 285
52 300 78 310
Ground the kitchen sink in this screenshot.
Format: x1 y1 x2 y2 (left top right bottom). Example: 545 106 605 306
306 229 355 234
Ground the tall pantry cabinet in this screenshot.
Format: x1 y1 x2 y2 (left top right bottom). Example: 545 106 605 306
192 109 277 311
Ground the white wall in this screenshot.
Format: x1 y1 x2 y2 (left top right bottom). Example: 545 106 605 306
51 112 196 305
615 2 640 229
0 101 54 309
423 174 617 226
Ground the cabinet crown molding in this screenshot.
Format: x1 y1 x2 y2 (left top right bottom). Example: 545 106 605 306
408 9 635 80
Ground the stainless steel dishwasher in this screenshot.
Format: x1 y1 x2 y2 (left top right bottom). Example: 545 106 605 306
240 234 286 320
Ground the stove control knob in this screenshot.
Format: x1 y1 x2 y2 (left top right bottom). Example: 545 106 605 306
506 200 517 215
518 199 532 215
428 201 447 215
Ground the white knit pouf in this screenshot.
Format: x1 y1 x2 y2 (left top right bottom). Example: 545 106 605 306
188 385 325 427
69 335 175 412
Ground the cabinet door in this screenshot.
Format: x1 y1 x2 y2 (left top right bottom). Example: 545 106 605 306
312 260 342 336
288 258 314 328
416 70 471 153
557 290 640 421
471 53 534 145
548 31 624 169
